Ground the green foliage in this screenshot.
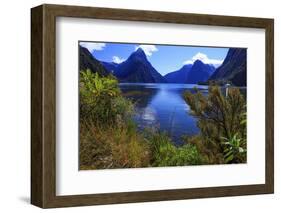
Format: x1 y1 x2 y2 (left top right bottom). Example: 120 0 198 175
112 96 135 124
147 131 203 167
183 86 247 164
80 69 120 103
80 69 133 125
221 133 246 163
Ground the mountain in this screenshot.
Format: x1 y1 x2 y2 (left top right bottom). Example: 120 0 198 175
185 60 215 84
101 61 118 74
79 46 109 76
164 61 215 84
164 64 192 83
209 48 247 86
114 48 166 83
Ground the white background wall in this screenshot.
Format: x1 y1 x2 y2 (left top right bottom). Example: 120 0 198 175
0 0 279 212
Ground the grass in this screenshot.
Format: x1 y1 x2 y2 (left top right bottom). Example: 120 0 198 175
79 120 151 170
79 121 203 169
146 130 204 167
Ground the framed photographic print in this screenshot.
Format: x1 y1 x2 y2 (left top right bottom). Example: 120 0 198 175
31 4 274 208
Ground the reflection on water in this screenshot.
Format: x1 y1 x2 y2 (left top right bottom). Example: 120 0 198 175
120 83 209 145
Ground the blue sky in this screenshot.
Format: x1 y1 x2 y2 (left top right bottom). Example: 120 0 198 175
79 41 229 76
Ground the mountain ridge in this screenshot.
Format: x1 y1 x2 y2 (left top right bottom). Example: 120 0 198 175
209 48 246 86
185 60 216 84
79 46 109 76
164 64 193 83
113 48 166 83
164 60 215 84
101 61 118 74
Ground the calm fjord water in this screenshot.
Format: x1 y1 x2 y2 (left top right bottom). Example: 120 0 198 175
119 83 209 145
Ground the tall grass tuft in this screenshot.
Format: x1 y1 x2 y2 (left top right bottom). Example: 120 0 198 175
79 120 151 169
146 130 203 167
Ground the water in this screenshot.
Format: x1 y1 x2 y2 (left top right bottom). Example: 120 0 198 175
119 83 209 145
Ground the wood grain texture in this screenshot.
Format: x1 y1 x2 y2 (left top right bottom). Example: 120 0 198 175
31 4 274 208
31 5 43 207
265 20 274 193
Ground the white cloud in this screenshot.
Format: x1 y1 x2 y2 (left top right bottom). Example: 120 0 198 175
183 52 223 67
135 45 158 56
79 42 106 52
112 56 125 64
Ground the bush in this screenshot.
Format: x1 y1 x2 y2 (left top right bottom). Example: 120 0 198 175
80 69 122 125
80 69 135 125
112 96 135 124
183 86 247 164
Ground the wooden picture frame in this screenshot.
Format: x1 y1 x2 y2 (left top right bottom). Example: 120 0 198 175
31 4 274 208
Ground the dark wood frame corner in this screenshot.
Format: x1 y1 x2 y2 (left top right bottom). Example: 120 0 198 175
31 4 274 208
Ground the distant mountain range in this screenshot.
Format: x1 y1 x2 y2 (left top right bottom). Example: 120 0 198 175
79 46 246 86
186 60 215 84
164 64 193 83
164 61 215 84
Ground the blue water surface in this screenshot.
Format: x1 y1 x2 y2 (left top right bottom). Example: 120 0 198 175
119 83 209 145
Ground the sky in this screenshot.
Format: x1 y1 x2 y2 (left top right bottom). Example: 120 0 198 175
79 41 229 76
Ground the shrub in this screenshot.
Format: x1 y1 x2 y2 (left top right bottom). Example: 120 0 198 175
112 96 135 124
183 86 247 164
80 70 134 126
80 69 121 125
